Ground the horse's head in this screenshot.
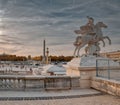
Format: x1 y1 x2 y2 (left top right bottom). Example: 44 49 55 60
96 22 107 28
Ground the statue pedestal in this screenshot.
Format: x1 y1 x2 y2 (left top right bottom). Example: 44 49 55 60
64 55 119 88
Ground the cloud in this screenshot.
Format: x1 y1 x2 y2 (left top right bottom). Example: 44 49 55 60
0 34 24 53
0 0 120 56
0 34 23 44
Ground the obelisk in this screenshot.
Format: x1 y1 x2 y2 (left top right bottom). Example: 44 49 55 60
42 39 46 64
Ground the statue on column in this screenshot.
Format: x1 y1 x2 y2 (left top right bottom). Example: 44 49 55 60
73 16 111 57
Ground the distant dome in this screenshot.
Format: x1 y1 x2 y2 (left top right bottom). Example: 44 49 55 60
0 52 9 56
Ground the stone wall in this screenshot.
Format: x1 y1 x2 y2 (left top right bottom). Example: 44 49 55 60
65 65 96 88
91 77 120 96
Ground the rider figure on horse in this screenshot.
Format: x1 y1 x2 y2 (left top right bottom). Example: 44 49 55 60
85 16 96 35
78 16 96 36
86 16 94 27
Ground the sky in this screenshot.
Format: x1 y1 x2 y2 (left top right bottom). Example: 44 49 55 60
0 0 120 56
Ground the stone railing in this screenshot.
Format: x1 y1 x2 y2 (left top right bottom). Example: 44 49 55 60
91 77 120 96
0 75 80 91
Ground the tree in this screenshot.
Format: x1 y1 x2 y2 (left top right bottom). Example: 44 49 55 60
28 55 31 60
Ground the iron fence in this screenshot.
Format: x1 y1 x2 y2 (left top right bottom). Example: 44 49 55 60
96 59 120 81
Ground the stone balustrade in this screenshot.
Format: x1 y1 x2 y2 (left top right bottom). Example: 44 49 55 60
0 75 80 91
91 77 120 96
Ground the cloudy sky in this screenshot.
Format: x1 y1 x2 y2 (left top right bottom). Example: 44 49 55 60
0 0 120 56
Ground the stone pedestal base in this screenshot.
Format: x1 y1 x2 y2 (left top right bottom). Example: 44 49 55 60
64 55 119 88
65 66 96 88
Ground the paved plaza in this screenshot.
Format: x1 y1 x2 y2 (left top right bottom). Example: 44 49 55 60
0 89 120 105
0 94 119 105
0 89 101 99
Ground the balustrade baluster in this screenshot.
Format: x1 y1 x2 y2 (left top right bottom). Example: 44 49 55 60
0 76 80 90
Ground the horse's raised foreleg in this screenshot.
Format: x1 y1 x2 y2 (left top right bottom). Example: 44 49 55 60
105 36 111 45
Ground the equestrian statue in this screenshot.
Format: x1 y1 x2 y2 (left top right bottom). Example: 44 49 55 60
73 16 111 57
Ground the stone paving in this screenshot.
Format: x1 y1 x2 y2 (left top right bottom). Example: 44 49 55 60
0 89 120 105
0 95 120 105
0 89 101 99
